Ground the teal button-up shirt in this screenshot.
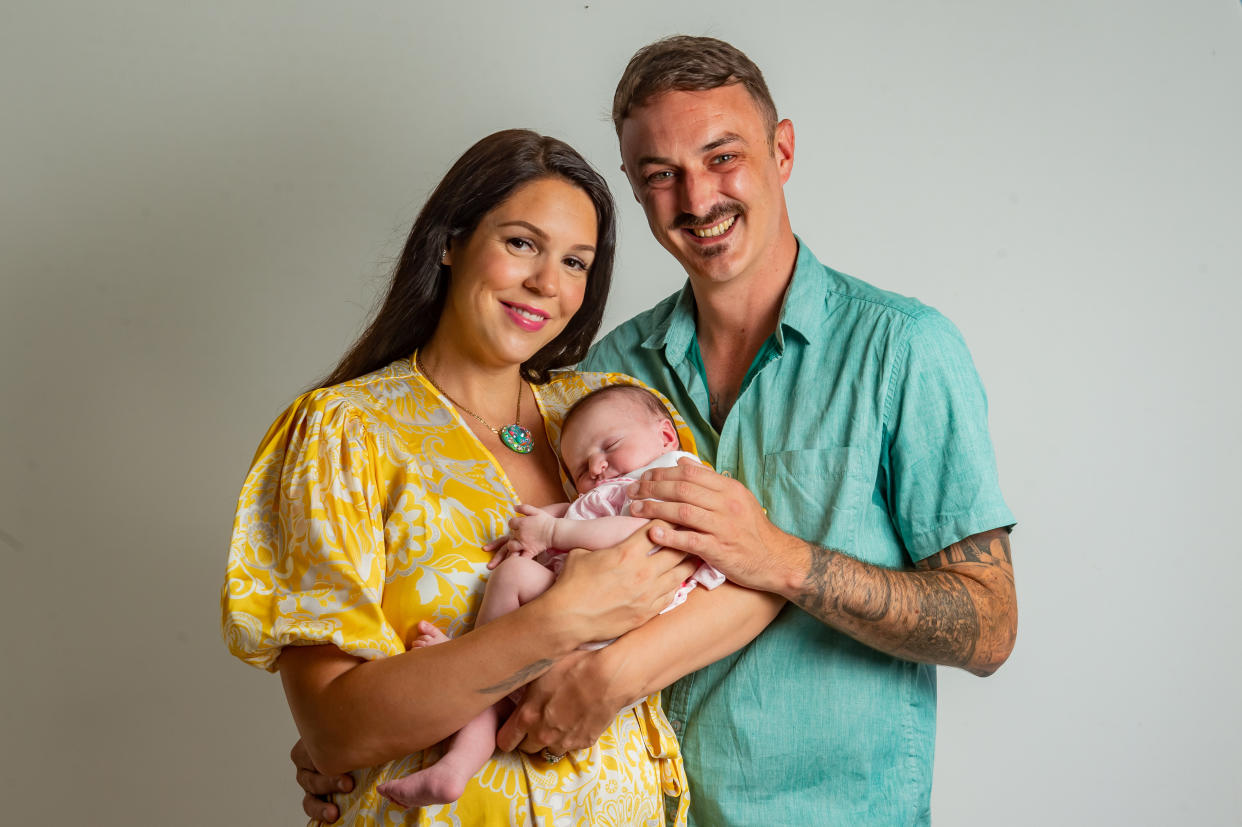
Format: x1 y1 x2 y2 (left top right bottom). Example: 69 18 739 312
580 241 1014 825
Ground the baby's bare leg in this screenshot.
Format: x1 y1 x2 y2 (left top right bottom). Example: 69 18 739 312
377 559 556 808
477 555 557 625
377 706 504 808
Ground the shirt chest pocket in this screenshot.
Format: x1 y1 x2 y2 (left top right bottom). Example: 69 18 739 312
759 447 872 551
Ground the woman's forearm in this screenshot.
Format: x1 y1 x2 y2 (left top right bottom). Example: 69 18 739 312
278 527 697 775
279 596 580 775
592 582 783 708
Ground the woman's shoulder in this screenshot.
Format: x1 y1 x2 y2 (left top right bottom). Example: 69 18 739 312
281 358 432 424
246 358 439 461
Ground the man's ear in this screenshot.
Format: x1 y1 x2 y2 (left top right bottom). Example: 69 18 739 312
773 118 795 184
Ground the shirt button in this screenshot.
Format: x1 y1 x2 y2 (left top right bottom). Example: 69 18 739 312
669 718 681 729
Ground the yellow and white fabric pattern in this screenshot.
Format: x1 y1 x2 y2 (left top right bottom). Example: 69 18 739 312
222 355 693 826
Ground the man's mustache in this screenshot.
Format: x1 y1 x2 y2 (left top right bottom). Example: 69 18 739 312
670 202 744 231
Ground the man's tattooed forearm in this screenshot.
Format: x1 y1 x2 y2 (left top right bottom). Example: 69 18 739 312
792 544 985 668
798 544 837 616
903 575 979 667
798 545 892 622
478 658 554 695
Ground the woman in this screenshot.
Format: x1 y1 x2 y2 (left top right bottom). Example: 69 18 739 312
223 129 701 825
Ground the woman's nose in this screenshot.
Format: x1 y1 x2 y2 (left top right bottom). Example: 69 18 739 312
524 258 559 296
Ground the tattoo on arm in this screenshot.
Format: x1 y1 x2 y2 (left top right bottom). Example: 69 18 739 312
792 529 1012 669
917 530 1013 569
902 574 979 667
478 658 554 695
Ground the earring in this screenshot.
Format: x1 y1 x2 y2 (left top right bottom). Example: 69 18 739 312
440 248 449 264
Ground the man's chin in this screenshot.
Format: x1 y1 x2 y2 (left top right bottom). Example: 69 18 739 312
674 236 733 267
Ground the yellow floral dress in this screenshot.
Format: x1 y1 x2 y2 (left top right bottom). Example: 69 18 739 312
222 356 692 826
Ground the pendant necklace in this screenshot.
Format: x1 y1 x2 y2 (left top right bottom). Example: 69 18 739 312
416 354 534 454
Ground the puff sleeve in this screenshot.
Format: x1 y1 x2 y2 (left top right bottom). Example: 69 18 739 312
222 391 406 671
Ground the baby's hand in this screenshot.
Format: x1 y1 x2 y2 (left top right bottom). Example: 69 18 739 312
484 530 542 569
508 504 557 556
484 534 525 569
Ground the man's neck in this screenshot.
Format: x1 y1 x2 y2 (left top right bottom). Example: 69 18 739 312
690 233 798 429
692 232 797 341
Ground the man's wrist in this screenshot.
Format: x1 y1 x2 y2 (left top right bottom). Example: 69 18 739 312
769 532 819 601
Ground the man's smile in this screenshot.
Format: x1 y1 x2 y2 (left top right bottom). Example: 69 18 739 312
688 215 737 238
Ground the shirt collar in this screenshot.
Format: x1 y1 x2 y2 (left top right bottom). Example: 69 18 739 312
640 280 698 367
775 237 830 347
642 236 828 361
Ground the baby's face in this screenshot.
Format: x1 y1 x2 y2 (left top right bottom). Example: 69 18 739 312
559 398 679 494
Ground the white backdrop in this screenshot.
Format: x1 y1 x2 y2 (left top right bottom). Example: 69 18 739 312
3 2 1240 824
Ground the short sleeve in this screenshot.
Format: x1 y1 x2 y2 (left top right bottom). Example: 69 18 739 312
884 311 1015 560
222 392 406 671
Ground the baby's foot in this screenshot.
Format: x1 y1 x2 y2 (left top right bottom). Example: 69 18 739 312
410 620 450 649
378 763 469 809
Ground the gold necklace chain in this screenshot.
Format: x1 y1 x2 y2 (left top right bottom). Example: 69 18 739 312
415 353 535 454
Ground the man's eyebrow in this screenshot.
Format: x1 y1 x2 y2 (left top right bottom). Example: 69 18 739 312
701 132 746 153
497 220 595 253
634 132 748 167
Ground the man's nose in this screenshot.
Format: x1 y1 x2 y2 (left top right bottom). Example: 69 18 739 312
677 170 715 219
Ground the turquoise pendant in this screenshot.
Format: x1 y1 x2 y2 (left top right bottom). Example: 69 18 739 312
499 424 534 454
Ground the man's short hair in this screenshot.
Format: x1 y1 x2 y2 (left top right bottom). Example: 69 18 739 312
612 35 778 142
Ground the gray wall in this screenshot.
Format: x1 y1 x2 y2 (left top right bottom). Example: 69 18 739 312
3 2 1239 824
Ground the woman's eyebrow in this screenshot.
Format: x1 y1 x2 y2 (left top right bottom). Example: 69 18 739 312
497 220 547 239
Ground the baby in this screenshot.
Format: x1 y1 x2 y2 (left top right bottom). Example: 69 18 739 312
377 384 723 809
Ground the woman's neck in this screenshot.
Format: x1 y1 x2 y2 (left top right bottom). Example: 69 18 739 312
416 340 526 423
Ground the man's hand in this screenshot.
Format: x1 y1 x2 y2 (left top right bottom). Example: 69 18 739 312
629 458 801 594
496 649 625 757
291 738 353 823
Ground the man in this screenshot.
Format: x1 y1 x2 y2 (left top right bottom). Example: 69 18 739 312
298 35 1015 825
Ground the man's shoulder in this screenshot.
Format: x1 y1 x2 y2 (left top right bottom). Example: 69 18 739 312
792 249 966 355
817 260 939 325
599 290 684 347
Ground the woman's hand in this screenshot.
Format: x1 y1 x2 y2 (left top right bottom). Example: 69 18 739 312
291 738 353 823
542 521 696 644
